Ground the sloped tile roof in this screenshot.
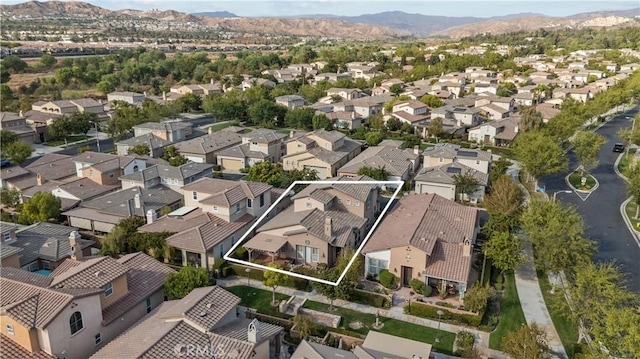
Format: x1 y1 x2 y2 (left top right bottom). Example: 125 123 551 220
160 286 241 331
0 334 55 358
138 208 214 233
424 241 473 283
213 318 283 343
0 268 51 287
165 213 254 252
49 256 129 289
339 146 417 177
414 162 489 187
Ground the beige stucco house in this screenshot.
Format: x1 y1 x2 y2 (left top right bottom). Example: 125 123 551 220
362 193 479 299
216 129 288 171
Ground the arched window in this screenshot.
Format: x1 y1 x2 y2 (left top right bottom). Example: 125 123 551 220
69 311 83 335
133 165 139 172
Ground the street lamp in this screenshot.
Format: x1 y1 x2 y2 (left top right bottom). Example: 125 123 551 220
553 190 572 202
435 310 444 343
245 268 251 288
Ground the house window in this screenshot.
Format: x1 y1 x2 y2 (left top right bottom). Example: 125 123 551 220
438 157 443 163
367 257 389 277
476 160 480 165
192 191 197 200
42 261 50 270
247 199 253 208
306 202 312 208
337 199 342 204
366 199 370 208
69 311 84 335
231 236 235 245
89 170 93 178
312 248 319 262
296 245 319 263
146 297 152 313
346 199 351 206
133 165 139 172
3 233 11 241
6 324 14 335
355 200 360 207
95 333 102 345
22 262 38 272
212 206 218 212
219 244 224 258
104 282 113 297
259 194 265 207
108 171 114 178
235 203 241 213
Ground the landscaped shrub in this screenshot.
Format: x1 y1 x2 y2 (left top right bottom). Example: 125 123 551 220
409 278 432 296
351 290 388 308
378 269 397 289
463 285 495 314
234 247 248 260
212 258 227 270
405 301 483 327
456 330 475 352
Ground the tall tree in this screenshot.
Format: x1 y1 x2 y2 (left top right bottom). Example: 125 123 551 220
127 144 151 156
18 192 61 224
483 175 525 233
281 168 319 188
427 117 444 139
263 263 289 305
161 146 188 166
3 141 33 165
1 130 17 146
245 161 284 187
420 94 445 108
248 99 287 128
514 131 567 189
520 106 544 132
357 165 389 181
312 114 333 131
164 266 209 300
175 93 202 113
284 107 315 130
453 172 481 202
365 131 383 146
502 323 552 359
484 231 523 273
202 91 246 121
0 187 21 208
571 131 606 175
489 157 512 183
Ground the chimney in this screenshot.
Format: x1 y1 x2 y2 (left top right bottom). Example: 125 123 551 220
247 319 261 344
324 216 333 237
146 209 157 224
514 125 519 133
413 145 420 156
19 110 23 117
210 78 214 85
208 126 213 135
162 91 167 101
36 173 45 186
69 230 83 261
289 130 295 138
462 238 472 257
134 193 141 209
143 91 147 97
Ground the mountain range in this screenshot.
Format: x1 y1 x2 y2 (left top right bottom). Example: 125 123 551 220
1 1 638 39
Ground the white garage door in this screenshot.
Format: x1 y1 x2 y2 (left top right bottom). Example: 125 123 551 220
417 183 455 200
184 155 204 163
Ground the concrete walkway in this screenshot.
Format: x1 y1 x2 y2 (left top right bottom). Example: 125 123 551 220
514 242 568 359
217 277 507 358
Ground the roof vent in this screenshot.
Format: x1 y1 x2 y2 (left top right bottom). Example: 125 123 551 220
206 302 213 309
439 231 444 235
94 271 103 277
199 311 207 317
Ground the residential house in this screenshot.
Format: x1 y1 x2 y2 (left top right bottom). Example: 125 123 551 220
132 120 193 142
326 88 367 100
362 193 479 299
0 251 173 359
242 178 378 266
314 72 352 84
170 81 222 97
23 99 106 141
535 103 561 123
472 83 500 95
2 154 78 194
282 130 362 179
338 145 420 183
347 65 378 80
468 116 521 146
174 129 243 164
620 63 640 72
107 91 146 105
414 162 489 202
262 68 299 83
474 95 515 113
115 133 172 157
72 151 148 186
241 77 276 91
351 93 393 118
422 143 491 174
0 223 93 272
119 163 214 192
275 95 305 109
430 105 481 128
0 112 45 144
391 100 430 126
216 129 288 171
552 87 593 103
323 111 364 130
165 178 288 268
39 177 120 210
292 331 432 359
62 185 183 233
91 286 284 359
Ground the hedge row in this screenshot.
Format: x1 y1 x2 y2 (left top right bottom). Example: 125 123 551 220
227 263 312 291
350 289 390 308
405 300 482 327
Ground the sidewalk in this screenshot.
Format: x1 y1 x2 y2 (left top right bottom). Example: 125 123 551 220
216 276 505 358
514 242 568 359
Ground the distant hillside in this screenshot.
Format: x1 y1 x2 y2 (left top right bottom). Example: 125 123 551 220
339 11 482 36
0 0 111 16
191 11 237 18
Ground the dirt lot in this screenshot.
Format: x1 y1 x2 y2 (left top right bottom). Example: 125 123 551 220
6 71 56 89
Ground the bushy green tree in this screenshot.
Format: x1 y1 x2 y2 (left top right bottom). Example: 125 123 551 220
127 144 151 156
420 94 445 108
247 99 287 128
571 131 606 175
263 263 289 304
245 161 284 187
514 131 567 188
161 146 188 166
0 187 21 208
484 232 523 273
357 165 389 181
284 107 315 129
453 172 481 202
165 266 210 300
3 141 33 165
18 192 61 224
462 284 495 313
365 131 383 146
502 323 551 359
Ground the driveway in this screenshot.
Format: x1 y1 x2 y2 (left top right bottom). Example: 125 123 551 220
541 106 640 294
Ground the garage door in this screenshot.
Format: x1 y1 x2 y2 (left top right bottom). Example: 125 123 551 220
184 155 204 163
221 158 244 171
417 183 455 200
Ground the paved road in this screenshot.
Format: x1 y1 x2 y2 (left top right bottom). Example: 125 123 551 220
541 106 640 294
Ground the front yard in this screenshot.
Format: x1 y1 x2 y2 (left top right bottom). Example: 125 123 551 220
617 148 637 176
45 135 90 147
226 285 290 318
489 272 527 350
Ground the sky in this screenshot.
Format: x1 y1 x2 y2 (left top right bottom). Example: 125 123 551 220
3 0 639 18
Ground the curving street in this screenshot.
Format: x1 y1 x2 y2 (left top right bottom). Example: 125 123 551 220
542 106 640 294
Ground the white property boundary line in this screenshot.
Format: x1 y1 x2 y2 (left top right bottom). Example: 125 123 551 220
223 180 404 286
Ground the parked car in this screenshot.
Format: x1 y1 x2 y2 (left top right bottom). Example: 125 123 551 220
0 158 11 168
613 143 625 152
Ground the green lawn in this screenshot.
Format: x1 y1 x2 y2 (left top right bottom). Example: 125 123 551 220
568 172 596 191
226 285 291 318
625 201 640 231
208 121 240 132
45 135 90 147
489 272 527 350
304 300 455 354
536 270 579 357
617 148 637 177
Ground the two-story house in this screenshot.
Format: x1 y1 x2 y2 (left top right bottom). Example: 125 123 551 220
115 133 172 157
132 121 193 142
282 130 362 179
274 95 305 109
170 81 222 97
422 143 492 174
0 111 45 144
362 193 479 299
174 128 243 164
242 177 378 266
313 72 352 84
107 91 146 105
119 163 214 192
160 178 290 268
326 88 367 101
91 286 284 359
338 145 421 184
468 116 521 146
0 251 173 359
216 129 288 171
72 151 148 186
390 100 430 126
